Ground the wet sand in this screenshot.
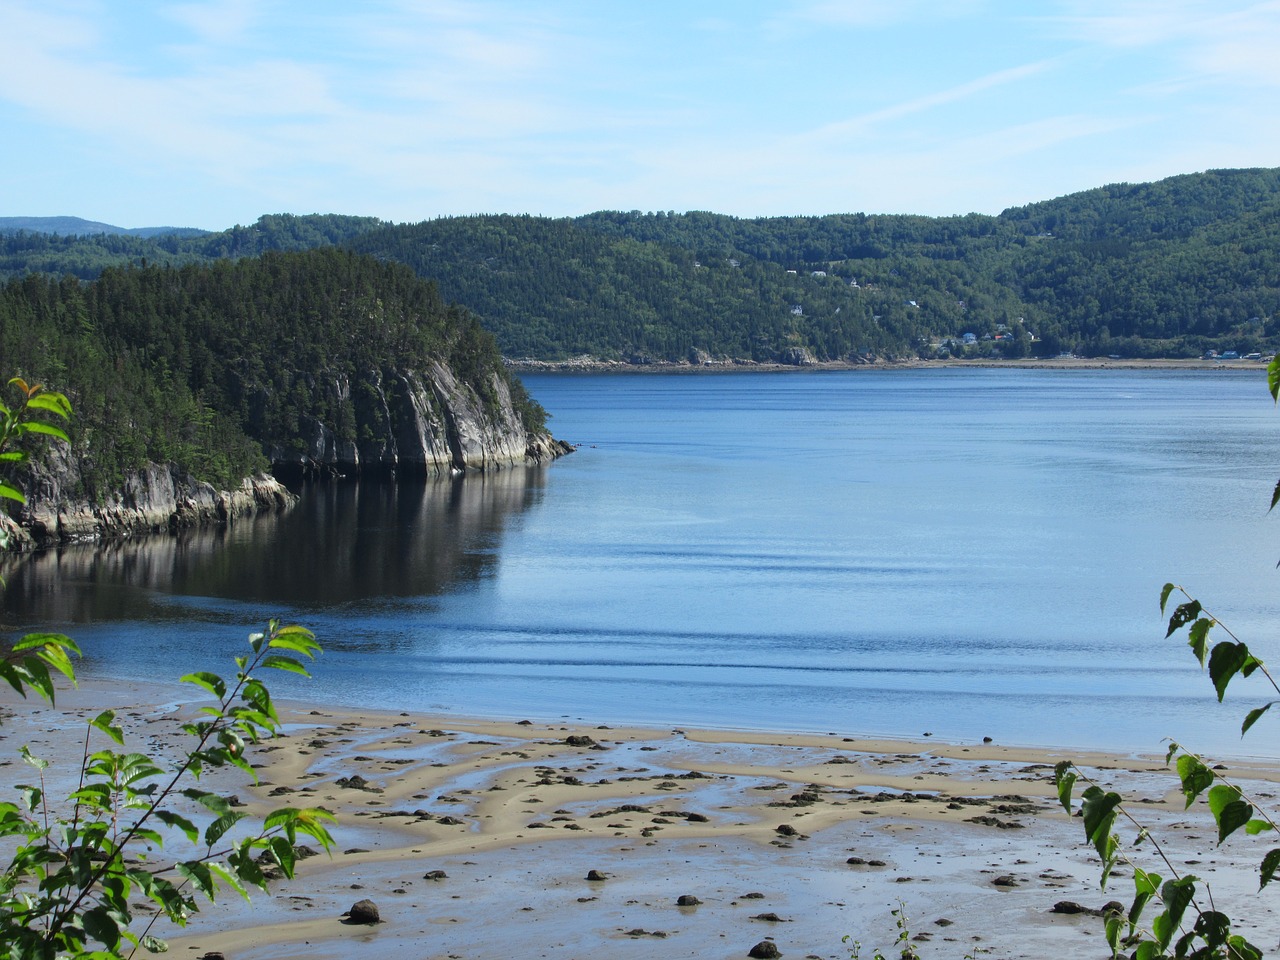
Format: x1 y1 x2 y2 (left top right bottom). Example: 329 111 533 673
3 678 1278 960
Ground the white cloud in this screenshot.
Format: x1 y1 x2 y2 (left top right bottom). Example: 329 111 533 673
1042 0 1280 86
790 0 988 28
806 59 1060 141
161 0 260 46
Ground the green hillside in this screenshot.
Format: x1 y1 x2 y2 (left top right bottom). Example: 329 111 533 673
343 168 1280 361
0 213 389 281
0 248 542 498
4 168 1279 361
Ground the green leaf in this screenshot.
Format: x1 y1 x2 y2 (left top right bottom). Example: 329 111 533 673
1176 753 1215 808
141 935 170 953
0 481 25 503
20 744 48 771
1269 354 1280 401
181 787 231 815
1227 935 1263 960
1192 911 1232 951
1245 818 1273 835
1159 582 1177 613
1208 641 1255 701
1272 478 1280 513
1165 600 1201 638
177 860 216 900
18 783 41 813
1161 875 1198 940
1054 761 1077 815
1242 702 1273 736
209 861 250 902
1104 913 1122 956
1214 798 1254 844
1187 617 1215 666
261 654 310 676
204 810 246 847
12 631 81 655
89 709 125 745
268 835 296 878
25 391 71 419
228 844 269 892
267 630 320 659
181 671 227 699
20 420 69 443
1129 868 1160 928
1261 848 1280 889
155 810 199 844
82 905 122 950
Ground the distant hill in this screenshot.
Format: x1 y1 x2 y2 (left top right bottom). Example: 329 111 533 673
0 213 391 280
344 167 1280 361
0 216 208 238
4 169 1279 361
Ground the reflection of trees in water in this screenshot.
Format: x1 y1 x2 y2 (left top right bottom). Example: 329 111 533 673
0 469 550 624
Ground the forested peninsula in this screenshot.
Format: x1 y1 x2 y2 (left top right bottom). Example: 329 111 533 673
5 167 1280 363
3 166 1278 540
0 249 568 545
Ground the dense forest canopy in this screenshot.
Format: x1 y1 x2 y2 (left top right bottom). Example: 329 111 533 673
3 168 1279 362
0 249 542 496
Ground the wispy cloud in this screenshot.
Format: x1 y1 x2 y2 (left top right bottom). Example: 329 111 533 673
804 59 1060 143
790 0 989 29
161 0 260 46
1041 0 1280 85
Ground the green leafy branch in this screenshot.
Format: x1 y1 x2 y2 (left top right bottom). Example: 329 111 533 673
0 620 335 958
1052 582 1280 960
0 376 71 506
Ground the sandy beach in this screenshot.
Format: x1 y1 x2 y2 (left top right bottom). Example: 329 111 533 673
3 678 1279 960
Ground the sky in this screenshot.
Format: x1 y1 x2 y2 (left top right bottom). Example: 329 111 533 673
2 0 1279 230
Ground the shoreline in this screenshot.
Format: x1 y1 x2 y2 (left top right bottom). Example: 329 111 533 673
507 356 1271 374
5 677 1280 959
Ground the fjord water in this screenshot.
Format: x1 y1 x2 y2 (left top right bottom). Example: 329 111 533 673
5 368 1280 756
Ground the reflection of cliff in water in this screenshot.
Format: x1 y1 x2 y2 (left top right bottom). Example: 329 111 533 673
0 469 550 625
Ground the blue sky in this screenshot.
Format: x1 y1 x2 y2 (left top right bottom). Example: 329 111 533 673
2 0 1279 229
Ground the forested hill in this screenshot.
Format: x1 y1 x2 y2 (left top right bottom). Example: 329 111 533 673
0 248 551 504
5 167 1280 361
344 167 1280 361
0 213 389 280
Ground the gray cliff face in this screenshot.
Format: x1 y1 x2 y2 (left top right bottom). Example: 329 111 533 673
269 363 572 477
2 365 569 548
9 450 295 549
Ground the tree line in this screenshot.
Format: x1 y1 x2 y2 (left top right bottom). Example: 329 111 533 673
0 248 542 497
4 168 1280 361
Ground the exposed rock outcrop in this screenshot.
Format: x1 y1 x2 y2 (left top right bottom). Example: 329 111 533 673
11 453 294 549
3 363 569 548
268 362 572 479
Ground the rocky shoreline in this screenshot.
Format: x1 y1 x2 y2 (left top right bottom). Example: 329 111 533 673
1 466 297 550
507 355 1270 374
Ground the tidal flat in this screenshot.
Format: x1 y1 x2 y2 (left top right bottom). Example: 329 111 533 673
4 677 1278 960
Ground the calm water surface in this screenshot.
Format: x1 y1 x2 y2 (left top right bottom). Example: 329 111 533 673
5 368 1280 756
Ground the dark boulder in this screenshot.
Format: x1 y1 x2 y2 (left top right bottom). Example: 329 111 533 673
344 899 380 924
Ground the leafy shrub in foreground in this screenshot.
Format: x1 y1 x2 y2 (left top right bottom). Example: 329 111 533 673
0 379 333 959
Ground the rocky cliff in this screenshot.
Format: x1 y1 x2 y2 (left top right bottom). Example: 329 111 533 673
5 454 296 550
267 361 573 480
3 361 571 548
